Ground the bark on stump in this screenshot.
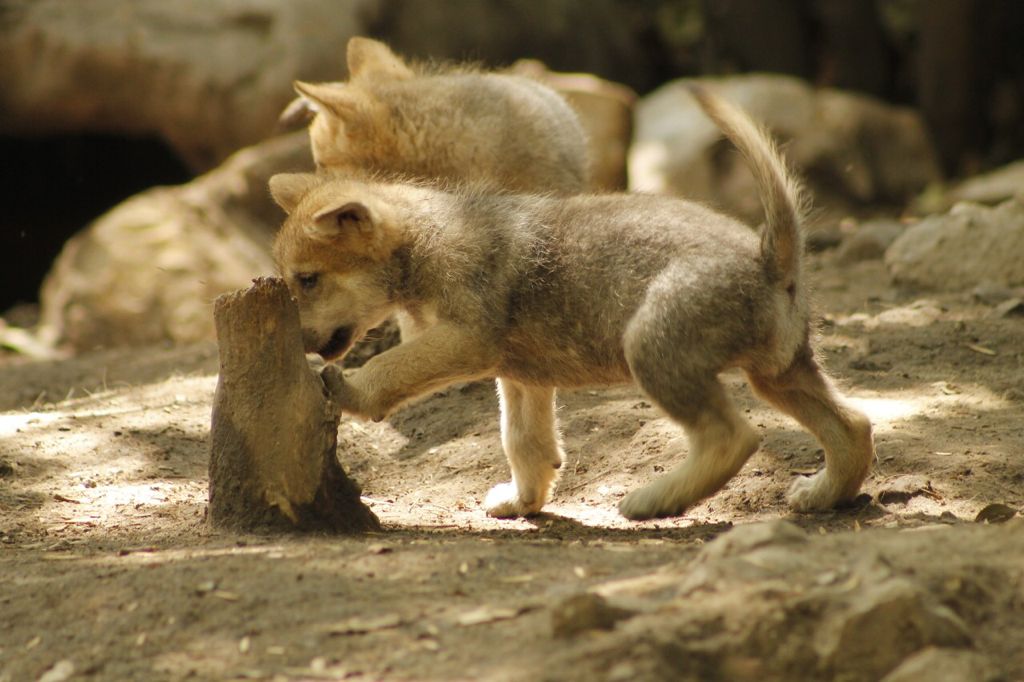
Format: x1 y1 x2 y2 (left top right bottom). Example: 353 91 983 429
208 277 380 533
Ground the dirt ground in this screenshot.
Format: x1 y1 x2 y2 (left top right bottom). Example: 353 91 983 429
2 250 1023 681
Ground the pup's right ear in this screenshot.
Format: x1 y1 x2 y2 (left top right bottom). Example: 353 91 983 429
312 201 375 238
269 173 319 214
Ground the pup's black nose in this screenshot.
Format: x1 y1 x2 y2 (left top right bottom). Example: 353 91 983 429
318 326 354 361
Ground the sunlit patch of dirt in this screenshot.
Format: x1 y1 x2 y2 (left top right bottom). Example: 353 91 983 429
2 252 1023 681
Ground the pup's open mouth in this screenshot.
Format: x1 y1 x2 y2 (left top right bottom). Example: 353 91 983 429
316 326 354 361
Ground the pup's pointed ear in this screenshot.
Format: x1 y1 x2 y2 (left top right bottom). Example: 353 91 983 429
311 201 375 238
347 37 413 81
277 95 315 129
269 173 319 214
293 81 364 120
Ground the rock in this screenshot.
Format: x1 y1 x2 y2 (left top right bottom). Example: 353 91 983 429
551 593 634 638
0 0 374 171
0 319 52 359
806 225 845 252
974 503 1019 524
949 160 1024 206
509 60 636 191
848 357 889 372
885 198 1024 291
38 133 312 351
630 75 941 226
815 578 973 680
991 297 1024 318
876 475 937 505
971 281 1017 305
866 300 944 329
38 660 75 682
675 521 813 597
836 220 905 264
880 647 998 682
698 520 807 561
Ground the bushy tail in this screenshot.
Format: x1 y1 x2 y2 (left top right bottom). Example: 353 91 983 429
688 84 805 289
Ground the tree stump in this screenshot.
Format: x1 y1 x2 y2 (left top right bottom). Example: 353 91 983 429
208 277 380 533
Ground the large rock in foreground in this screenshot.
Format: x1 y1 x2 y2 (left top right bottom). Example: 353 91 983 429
885 198 1024 291
545 520 1017 682
630 75 942 225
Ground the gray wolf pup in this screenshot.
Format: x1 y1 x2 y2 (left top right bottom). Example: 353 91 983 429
269 86 875 520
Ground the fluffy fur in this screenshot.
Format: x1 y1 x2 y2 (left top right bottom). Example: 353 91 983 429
270 87 875 520
280 37 588 194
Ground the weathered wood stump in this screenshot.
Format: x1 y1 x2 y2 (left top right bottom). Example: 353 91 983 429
208 277 380 532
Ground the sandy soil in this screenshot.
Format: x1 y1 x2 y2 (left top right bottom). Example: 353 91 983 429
2 252 1023 681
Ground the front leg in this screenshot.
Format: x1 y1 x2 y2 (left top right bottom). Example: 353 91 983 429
319 323 497 421
484 379 564 518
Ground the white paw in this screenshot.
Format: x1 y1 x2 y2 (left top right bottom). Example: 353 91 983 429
483 482 542 518
786 470 838 511
306 353 327 374
618 484 684 521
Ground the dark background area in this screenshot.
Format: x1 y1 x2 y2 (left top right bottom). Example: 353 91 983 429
3 0 1024 314
2 135 192 317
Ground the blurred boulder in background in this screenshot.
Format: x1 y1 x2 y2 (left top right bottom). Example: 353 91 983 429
835 220 906 265
38 133 311 350
915 159 1024 216
630 74 942 227
885 198 1024 291
0 0 376 171
947 161 1024 207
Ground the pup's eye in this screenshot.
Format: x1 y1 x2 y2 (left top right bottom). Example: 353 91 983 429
296 273 320 291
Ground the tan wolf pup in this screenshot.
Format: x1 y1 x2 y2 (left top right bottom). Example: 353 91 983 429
280 36 588 195
269 86 875 520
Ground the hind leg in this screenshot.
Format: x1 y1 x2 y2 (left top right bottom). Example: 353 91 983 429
618 282 762 520
484 379 564 518
746 347 874 511
618 313 761 520
619 376 760 520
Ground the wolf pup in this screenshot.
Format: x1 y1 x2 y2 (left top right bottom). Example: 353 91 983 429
269 86 875 520
280 37 588 195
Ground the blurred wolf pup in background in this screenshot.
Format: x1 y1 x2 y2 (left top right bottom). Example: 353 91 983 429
269 87 875 521
279 36 588 195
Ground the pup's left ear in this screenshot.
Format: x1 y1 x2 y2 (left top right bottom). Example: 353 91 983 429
269 173 319 214
293 81 365 120
277 95 315 129
311 201 375 238
347 37 413 81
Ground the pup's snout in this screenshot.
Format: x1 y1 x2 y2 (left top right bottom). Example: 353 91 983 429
317 326 354 361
